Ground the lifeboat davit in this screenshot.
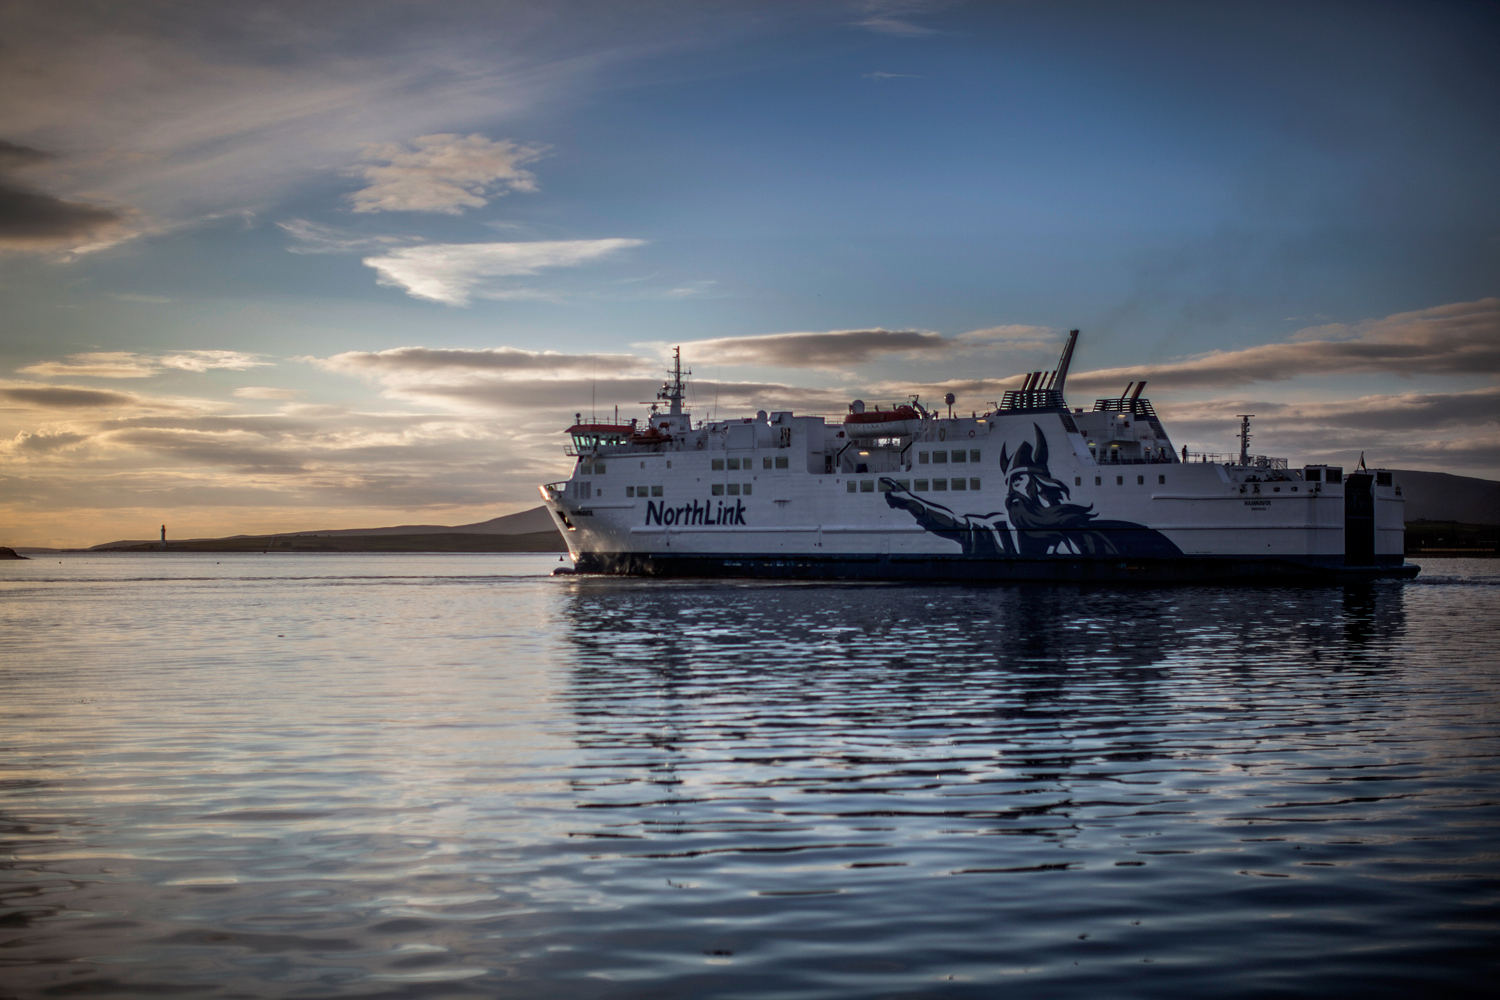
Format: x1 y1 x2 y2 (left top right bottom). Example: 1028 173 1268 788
843 404 922 438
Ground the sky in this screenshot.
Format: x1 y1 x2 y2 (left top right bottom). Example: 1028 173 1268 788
2 0 1497 548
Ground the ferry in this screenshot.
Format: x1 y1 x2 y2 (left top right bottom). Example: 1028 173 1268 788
540 331 1418 581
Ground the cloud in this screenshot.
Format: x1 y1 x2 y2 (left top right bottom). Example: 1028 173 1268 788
0 385 143 408
678 329 948 367
852 0 946 35
862 71 922 79
277 218 416 255
0 139 127 251
17 352 159 378
316 346 651 378
1067 298 1500 391
347 133 549 214
17 350 270 378
233 386 301 400
362 238 646 305
159 350 271 373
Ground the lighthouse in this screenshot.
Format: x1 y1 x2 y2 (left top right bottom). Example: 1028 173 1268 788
160 524 166 550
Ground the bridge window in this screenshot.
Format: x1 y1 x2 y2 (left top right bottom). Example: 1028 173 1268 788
1305 468 1322 482
933 478 947 490
775 456 789 469
1376 471 1392 486
713 484 725 496
915 479 929 491
712 458 725 470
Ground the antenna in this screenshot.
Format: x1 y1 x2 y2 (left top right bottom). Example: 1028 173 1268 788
657 346 689 416
1237 414 1254 466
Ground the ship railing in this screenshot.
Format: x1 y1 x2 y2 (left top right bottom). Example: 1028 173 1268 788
1091 454 1179 465
1184 452 1288 469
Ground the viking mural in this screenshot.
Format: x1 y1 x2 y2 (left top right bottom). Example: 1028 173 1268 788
883 423 1182 558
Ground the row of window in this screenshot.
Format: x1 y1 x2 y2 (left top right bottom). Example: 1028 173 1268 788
848 478 982 493
712 456 790 470
712 483 751 495
917 450 980 464
625 485 664 497
579 462 607 475
1075 475 1168 486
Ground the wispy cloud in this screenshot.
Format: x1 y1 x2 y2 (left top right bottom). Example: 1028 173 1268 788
852 0 947 36
347 133 550 215
17 350 270 379
277 218 416 255
316 346 650 377
862 71 922 79
234 386 301 400
362 239 646 306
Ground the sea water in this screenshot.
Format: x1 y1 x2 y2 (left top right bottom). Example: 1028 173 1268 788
1 553 1497 998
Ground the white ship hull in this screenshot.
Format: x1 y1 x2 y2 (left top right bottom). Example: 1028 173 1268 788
541 341 1416 582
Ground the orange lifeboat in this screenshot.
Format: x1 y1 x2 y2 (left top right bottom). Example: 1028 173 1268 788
843 404 921 438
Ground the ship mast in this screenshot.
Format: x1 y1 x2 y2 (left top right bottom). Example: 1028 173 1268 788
1237 414 1254 466
658 346 689 416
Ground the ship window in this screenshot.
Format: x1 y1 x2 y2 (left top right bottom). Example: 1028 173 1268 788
847 481 857 493
743 483 752 495
860 480 875 492
713 484 725 496
578 463 591 475
1116 476 1124 485
637 484 648 496
1137 475 1145 485
878 480 893 492
775 456 789 469
951 450 966 463
728 483 740 495
897 480 910 490
626 486 634 497
934 478 947 490
712 458 725 471
933 451 947 464
970 478 981 490
1376 472 1392 486
970 450 981 462
595 463 606 474
952 478 966 490
763 457 773 469
1158 475 1166 485
728 457 740 470
1305 468 1322 482
649 485 661 497
1326 467 1342 481
919 451 929 464
1095 476 1102 486
1075 477 1082 486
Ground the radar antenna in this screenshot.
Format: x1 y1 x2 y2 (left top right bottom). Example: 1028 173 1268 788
1237 414 1254 466
658 346 690 416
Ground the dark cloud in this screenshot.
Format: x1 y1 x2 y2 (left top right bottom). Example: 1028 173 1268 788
319 346 649 374
0 139 124 249
683 329 946 367
0 385 139 408
1069 298 1500 391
